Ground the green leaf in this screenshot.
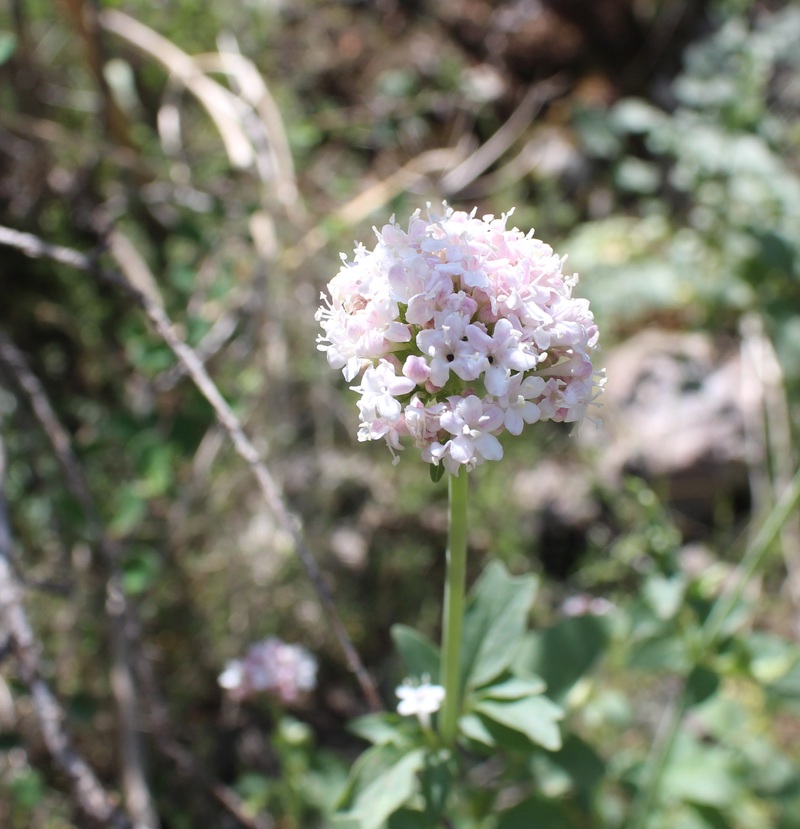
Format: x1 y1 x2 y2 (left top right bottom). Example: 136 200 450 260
684 665 720 708
473 676 546 701
387 809 429 829
121 549 161 595
550 734 606 796
767 657 800 712
690 804 732 829
234 773 271 813
513 615 610 701
661 735 738 808
0 32 17 66
391 625 440 683
10 770 45 809
336 744 398 810
461 562 538 691
496 795 582 829
419 751 453 824
644 573 686 620
110 485 146 536
473 696 563 751
429 463 445 483
627 635 691 673
458 713 496 748
348 713 407 747
335 748 425 829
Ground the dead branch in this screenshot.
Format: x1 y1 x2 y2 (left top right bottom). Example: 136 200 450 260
0 330 278 828
0 329 160 829
134 650 275 829
439 77 567 195
0 437 134 829
0 222 383 713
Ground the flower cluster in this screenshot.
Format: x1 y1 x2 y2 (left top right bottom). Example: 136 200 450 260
316 203 601 474
396 678 445 728
218 638 317 705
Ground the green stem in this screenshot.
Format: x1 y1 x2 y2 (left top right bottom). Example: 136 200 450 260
439 467 469 748
626 464 800 829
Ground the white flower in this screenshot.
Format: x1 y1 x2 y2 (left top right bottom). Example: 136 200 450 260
396 678 446 728
317 202 602 472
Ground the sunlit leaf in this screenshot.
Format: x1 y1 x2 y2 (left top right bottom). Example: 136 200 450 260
461 562 538 691
473 696 563 751
335 748 425 829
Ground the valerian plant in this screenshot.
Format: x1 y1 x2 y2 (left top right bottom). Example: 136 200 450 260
316 203 604 827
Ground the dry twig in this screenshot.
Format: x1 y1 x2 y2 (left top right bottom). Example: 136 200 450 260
0 436 133 829
0 223 383 713
0 329 160 829
439 78 566 196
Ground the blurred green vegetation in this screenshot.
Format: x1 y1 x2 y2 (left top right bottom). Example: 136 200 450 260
1 0 799 827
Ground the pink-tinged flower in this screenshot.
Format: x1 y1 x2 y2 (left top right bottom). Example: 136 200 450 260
351 360 416 422
219 638 317 705
316 202 602 473
430 395 505 474
496 373 546 435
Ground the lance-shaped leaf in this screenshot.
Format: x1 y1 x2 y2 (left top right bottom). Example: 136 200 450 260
335 748 426 829
391 624 440 682
473 695 563 751
461 561 538 691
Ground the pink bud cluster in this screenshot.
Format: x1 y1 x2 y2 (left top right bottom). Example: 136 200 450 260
218 638 317 704
316 203 601 474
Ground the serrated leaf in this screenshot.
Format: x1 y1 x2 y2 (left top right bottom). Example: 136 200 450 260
336 749 425 829
474 696 563 751
391 625 440 683
461 562 538 691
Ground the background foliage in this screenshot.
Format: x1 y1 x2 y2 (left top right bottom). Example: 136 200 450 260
1 0 799 827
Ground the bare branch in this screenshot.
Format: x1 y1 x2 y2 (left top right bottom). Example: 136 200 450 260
0 437 133 829
0 330 284 828
134 652 275 829
0 329 160 829
0 223 383 712
439 78 567 196
0 224 97 270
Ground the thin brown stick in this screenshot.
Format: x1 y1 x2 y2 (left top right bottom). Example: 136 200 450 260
0 223 383 712
439 78 567 195
0 330 160 829
0 438 133 829
0 333 282 828
134 650 275 829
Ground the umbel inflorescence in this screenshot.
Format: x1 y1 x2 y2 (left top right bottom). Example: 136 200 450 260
316 203 602 474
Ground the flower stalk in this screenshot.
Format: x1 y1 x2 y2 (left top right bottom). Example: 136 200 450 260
439 467 469 747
